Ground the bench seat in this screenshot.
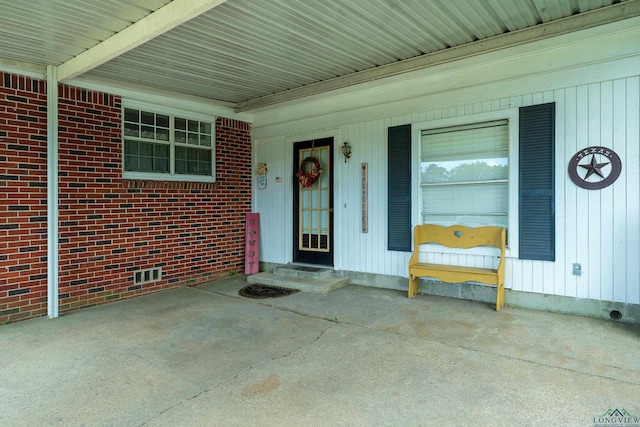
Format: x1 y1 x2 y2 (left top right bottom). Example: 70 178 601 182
408 224 506 311
409 263 501 285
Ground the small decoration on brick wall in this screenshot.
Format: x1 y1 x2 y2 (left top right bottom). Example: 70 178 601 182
256 161 268 190
568 146 622 190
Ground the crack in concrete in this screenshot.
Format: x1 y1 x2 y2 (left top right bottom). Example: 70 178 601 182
194 287 640 386
246 294 640 387
139 321 335 426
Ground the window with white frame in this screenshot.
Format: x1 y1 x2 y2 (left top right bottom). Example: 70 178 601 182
123 105 215 181
420 119 508 228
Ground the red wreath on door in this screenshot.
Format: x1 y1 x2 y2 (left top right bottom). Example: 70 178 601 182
296 156 322 188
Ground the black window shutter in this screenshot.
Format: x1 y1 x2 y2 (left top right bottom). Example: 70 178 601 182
519 103 555 261
388 124 412 251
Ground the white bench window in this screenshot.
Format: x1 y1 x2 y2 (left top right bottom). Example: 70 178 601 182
420 120 508 228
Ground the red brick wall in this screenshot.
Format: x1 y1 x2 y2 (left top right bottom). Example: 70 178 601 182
1 72 252 323
0 73 48 322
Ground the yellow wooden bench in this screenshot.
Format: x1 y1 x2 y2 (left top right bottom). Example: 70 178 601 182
408 224 506 311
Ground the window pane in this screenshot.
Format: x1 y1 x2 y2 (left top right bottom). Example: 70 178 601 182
421 158 508 184
175 117 186 130
124 122 139 137
420 120 508 228
422 121 507 158
156 114 169 128
156 144 169 158
198 161 212 175
422 183 508 215
124 140 138 155
188 120 199 132
175 159 186 174
200 134 211 147
188 133 199 146
141 125 155 140
198 149 210 162
124 108 139 123
156 128 169 141
141 111 154 125
139 141 153 156
175 147 212 176
200 122 211 134
175 131 186 143
123 140 169 173
154 158 168 172
139 157 153 171
124 154 137 171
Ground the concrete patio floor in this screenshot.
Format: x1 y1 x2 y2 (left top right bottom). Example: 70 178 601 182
1 275 640 427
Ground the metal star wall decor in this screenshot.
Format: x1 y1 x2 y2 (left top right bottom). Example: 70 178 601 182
579 154 609 179
568 146 622 190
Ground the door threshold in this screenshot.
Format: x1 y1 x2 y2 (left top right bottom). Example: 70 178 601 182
288 262 333 269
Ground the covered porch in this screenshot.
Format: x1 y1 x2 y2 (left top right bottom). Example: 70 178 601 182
2 0 640 323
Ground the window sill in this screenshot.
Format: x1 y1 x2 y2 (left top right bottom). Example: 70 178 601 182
123 171 216 184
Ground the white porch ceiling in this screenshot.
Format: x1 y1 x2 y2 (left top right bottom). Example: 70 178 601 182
0 0 638 112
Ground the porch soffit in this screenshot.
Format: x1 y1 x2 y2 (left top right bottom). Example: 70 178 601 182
0 0 638 113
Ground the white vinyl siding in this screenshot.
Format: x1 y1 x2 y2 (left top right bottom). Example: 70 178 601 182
254 76 640 306
254 23 640 315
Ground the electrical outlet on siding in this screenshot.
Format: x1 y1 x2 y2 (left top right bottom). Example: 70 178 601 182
572 263 582 276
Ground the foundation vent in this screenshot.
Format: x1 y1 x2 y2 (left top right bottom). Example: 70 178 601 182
134 267 162 286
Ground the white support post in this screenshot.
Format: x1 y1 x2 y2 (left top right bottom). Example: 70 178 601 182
46 65 59 319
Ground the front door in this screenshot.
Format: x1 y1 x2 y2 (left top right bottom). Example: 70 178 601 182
293 138 333 266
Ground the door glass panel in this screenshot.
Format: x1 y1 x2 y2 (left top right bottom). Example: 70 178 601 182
299 145 330 252
320 190 329 208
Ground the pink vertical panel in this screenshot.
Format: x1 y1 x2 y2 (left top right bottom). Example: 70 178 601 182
245 213 260 275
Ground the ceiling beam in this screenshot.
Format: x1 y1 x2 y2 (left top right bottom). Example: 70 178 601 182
237 0 640 112
57 0 228 82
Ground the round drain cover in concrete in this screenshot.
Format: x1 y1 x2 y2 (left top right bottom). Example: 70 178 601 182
239 284 300 299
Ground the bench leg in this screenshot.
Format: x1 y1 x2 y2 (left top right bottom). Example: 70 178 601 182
495 280 505 311
408 275 419 298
